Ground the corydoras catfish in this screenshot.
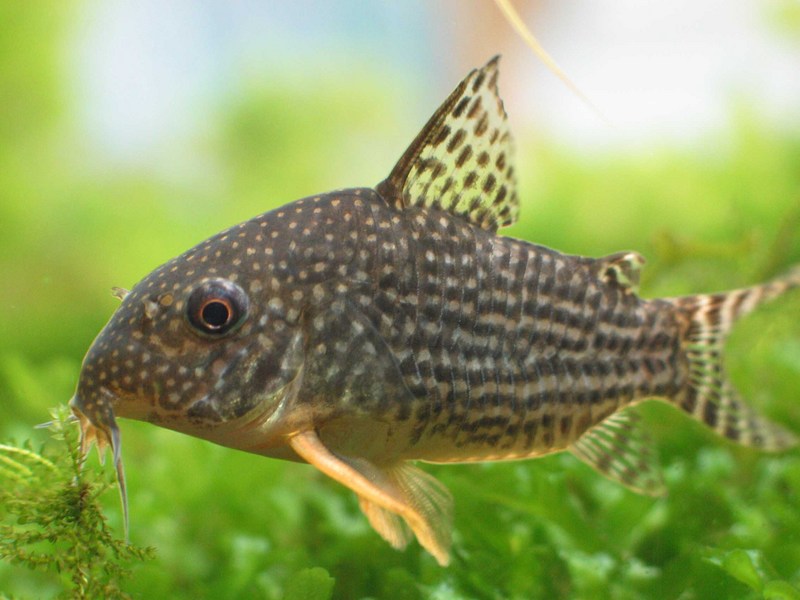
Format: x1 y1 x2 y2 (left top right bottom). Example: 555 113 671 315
70 57 798 565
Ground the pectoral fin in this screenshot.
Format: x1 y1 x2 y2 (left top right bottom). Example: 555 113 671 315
570 410 665 496
289 430 453 565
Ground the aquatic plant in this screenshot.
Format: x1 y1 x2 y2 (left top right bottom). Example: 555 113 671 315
0 407 153 600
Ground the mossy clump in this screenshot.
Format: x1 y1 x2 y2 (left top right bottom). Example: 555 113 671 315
0 406 154 599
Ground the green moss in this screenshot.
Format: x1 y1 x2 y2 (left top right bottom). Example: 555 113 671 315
0 407 154 599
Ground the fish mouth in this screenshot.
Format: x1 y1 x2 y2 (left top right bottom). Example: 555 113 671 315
69 389 129 539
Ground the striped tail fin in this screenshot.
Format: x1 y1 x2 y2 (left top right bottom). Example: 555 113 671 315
668 265 800 450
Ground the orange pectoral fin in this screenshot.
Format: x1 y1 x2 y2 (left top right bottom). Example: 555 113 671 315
289 430 453 566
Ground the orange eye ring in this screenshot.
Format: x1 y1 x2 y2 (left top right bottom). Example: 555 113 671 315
186 279 249 336
198 298 233 330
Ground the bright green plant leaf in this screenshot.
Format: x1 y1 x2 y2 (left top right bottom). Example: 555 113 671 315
764 580 800 600
283 567 335 600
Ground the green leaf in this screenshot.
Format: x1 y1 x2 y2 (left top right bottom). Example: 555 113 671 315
764 580 800 600
722 550 764 592
283 567 336 600
704 548 767 592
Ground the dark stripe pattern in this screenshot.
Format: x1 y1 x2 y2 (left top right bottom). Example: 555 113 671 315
301 190 685 462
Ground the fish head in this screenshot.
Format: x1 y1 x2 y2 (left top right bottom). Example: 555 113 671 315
71 219 311 464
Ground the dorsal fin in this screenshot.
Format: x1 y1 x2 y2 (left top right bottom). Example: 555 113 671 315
598 251 645 294
376 56 519 232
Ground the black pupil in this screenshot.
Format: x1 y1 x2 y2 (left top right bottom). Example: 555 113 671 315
202 301 230 328
187 280 248 336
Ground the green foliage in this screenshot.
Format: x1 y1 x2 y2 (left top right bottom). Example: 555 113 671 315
0 407 154 599
283 568 335 600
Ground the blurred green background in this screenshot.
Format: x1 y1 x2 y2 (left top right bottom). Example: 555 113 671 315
2 2 800 598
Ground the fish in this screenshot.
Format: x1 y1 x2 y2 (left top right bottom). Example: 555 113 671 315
69 57 799 566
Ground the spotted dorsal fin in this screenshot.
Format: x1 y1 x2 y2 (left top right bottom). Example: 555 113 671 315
570 409 665 496
376 56 519 232
598 251 646 294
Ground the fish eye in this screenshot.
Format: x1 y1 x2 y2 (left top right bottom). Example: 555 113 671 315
186 279 249 336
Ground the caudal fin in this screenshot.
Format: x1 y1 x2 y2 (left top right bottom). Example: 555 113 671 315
668 266 800 450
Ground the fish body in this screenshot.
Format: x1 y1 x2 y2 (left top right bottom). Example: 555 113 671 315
71 57 799 565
